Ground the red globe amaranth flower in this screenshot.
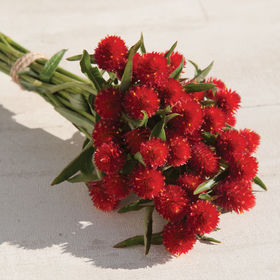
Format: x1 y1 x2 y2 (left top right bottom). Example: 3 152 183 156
140 138 169 168
94 35 128 72
240 129 260 154
212 89 241 115
124 128 150 154
88 181 119 211
214 180 255 213
162 221 196 255
225 112 236 126
130 167 165 199
165 51 186 74
154 185 189 221
205 77 226 97
169 97 203 134
216 130 246 161
160 79 186 106
187 200 220 234
168 136 191 166
177 172 205 193
189 142 219 176
123 85 160 119
202 106 226 133
94 88 122 120
133 52 169 88
186 130 203 145
94 141 125 174
92 119 122 147
104 174 130 200
228 155 258 181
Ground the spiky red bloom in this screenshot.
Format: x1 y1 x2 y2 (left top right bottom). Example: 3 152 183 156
214 180 255 213
162 221 196 255
240 129 260 154
225 112 236 126
130 167 165 199
186 130 203 145
160 79 186 106
154 185 189 221
123 85 160 119
216 130 247 161
168 52 186 73
169 97 203 134
133 52 169 88
168 136 191 166
228 155 258 181
213 89 241 115
94 35 128 72
187 200 220 234
103 174 130 200
202 106 226 133
177 172 205 193
88 181 119 211
92 119 122 147
206 77 226 96
124 128 150 154
189 142 219 176
140 138 169 168
94 88 122 120
94 141 125 174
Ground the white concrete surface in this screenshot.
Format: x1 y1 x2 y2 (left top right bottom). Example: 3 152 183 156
0 0 279 279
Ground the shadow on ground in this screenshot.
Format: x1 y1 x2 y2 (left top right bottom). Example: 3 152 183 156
0 105 172 269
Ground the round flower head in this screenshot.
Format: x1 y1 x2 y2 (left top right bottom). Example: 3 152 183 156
205 77 226 97
187 200 220 235
168 136 191 167
104 174 130 200
216 130 247 161
124 128 150 154
154 184 189 221
177 172 205 195
94 88 122 120
123 85 160 119
88 181 119 211
160 78 186 106
214 180 255 213
228 155 258 181
92 119 122 147
133 52 169 88
162 221 196 255
240 129 260 154
140 138 169 168
169 96 203 134
189 142 219 177
94 141 125 174
129 166 165 199
169 51 186 73
94 35 128 72
225 112 236 126
202 106 226 134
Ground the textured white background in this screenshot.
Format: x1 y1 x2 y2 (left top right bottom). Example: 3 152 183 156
0 0 280 279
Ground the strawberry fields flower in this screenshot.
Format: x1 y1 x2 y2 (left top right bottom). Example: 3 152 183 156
104 174 130 200
168 136 191 167
202 106 226 133
240 128 260 154
124 128 150 154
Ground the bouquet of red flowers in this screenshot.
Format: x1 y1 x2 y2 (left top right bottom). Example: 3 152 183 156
0 33 267 256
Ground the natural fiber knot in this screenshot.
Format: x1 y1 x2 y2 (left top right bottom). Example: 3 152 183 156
10 52 47 87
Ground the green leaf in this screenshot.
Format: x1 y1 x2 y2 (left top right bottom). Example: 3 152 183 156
188 59 200 75
134 152 146 166
164 113 180 123
113 232 162 248
197 234 221 244
202 131 217 145
51 141 95 185
150 119 166 141
193 178 216 195
48 81 97 95
55 106 94 135
120 159 137 176
67 53 95 63
184 82 216 93
253 176 267 191
169 56 185 79
67 172 98 183
40 49 67 82
198 193 213 201
120 37 142 91
144 206 154 255
69 93 89 112
164 41 177 64
118 199 153 213
80 50 107 91
140 33 146 54
193 61 214 82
